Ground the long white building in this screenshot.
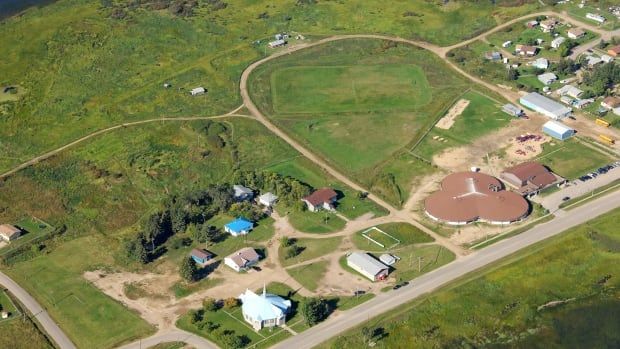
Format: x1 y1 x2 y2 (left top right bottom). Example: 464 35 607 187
520 92 572 120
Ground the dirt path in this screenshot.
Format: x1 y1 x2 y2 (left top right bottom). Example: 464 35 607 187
435 99 470 130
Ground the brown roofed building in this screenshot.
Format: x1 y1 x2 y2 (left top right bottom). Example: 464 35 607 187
303 188 338 212
0 224 21 242
500 162 563 196
601 96 620 109
424 172 529 225
607 45 620 57
224 247 260 272
567 28 586 39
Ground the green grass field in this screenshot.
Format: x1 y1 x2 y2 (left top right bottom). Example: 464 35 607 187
280 237 342 267
286 261 330 292
271 65 431 114
0 317 52 349
536 139 615 179
249 38 478 206
322 207 620 348
352 222 434 251
414 90 511 161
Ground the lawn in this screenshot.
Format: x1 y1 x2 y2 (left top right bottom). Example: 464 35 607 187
414 90 512 160
279 237 342 267
352 222 434 251
286 261 330 292
536 138 615 179
271 65 431 114
285 210 346 234
0 316 52 349
0 291 18 317
4 237 155 349
320 207 620 348
249 38 477 206
560 4 620 30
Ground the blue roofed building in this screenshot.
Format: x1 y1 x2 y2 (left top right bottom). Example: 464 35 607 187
224 217 254 236
238 287 291 330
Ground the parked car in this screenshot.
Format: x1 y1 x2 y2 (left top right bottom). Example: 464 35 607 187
392 284 402 290
353 290 366 296
562 196 571 201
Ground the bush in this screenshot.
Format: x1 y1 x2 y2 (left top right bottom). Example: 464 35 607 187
223 297 239 309
285 245 304 259
180 257 199 282
301 298 330 325
203 297 219 312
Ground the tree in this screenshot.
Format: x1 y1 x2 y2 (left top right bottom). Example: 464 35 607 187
280 236 293 248
189 309 203 324
223 297 239 309
361 326 374 344
301 298 330 325
285 245 303 259
123 236 149 264
203 297 218 312
180 257 199 282
506 68 519 81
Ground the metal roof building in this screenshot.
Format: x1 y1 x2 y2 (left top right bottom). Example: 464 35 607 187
543 120 575 141
347 252 389 281
520 92 572 120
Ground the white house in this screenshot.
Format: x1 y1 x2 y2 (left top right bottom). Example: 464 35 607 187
302 188 338 212
268 39 286 48
538 72 558 85
567 28 586 39
238 287 291 330
586 13 606 23
586 56 604 67
502 40 512 48
346 252 389 281
233 184 254 201
258 192 278 207
0 224 21 242
556 85 583 99
532 58 549 70
190 87 206 96
551 36 566 49
601 54 614 63
225 247 260 272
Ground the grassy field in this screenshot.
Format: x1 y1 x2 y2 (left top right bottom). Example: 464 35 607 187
271 65 431 114
286 261 330 292
414 90 512 160
351 222 434 251
321 207 620 348
560 3 620 30
536 138 615 179
0 317 52 349
249 38 477 206
279 237 342 267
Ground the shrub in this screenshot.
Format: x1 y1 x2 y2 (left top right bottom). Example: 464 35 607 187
223 297 239 309
203 297 219 312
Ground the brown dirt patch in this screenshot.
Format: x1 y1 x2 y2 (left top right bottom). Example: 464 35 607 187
435 99 470 130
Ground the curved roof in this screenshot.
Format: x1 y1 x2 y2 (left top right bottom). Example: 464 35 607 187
239 289 291 322
424 172 529 224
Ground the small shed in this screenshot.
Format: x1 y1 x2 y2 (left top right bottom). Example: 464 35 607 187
233 185 254 201
379 254 397 266
502 104 524 117
0 224 21 242
190 87 206 96
543 121 575 141
346 252 389 281
537 73 557 85
191 248 213 266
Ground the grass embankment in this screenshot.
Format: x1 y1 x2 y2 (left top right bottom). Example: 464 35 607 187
321 207 620 348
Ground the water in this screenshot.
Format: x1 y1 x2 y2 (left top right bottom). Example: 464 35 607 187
0 0 57 21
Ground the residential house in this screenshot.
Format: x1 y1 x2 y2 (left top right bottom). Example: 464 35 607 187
500 161 563 196
502 41 512 48
224 247 260 272
526 20 539 28
268 39 286 48
537 72 557 85
540 18 558 32
586 56 604 67
346 252 389 281
560 95 574 105
190 87 206 96
238 287 291 330
0 224 21 242
302 188 338 212
567 28 586 39
224 217 254 237
607 45 620 57
258 192 278 207
556 85 583 99
233 184 254 201
601 54 614 63
532 57 549 69
574 98 594 109
190 248 213 266
551 36 566 49
515 45 537 56
484 51 502 61
601 96 620 110
586 13 606 23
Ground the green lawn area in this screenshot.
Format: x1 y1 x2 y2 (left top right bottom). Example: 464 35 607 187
414 90 512 160
0 291 17 317
286 261 330 292
285 210 346 234
250 38 479 206
146 342 186 349
0 217 55 254
351 222 434 251
536 139 615 179
280 237 342 267
560 4 620 30
271 65 431 114
320 207 620 349
0 316 52 349
5 237 155 349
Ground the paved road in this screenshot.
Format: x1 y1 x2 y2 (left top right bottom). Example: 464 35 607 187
116 329 218 349
272 190 620 349
0 271 77 349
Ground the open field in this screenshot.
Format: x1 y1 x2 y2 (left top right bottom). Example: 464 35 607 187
286 261 330 292
559 3 620 30
280 237 342 267
414 90 512 161
536 138 615 179
351 223 434 251
321 207 620 348
271 65 431 114
249 38 474 205
0 315 52 349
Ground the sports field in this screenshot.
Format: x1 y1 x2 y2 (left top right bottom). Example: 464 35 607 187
249 38 476 206
271 65 431 114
